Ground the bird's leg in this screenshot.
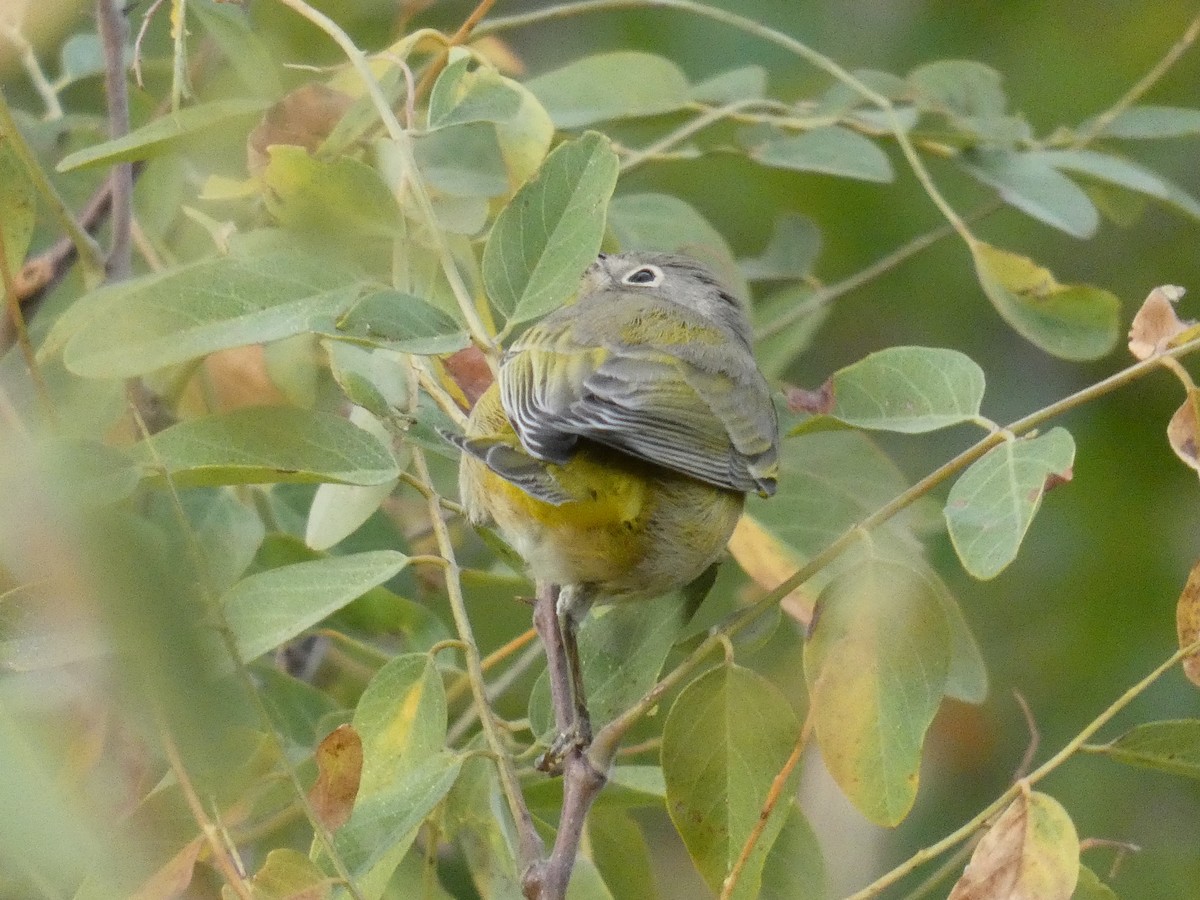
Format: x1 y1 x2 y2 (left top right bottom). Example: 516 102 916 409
558 589 593 749
534 583 594 775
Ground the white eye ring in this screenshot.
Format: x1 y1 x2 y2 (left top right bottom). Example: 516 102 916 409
621 264 664 286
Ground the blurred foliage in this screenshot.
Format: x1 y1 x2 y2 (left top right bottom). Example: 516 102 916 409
2 1 1200 898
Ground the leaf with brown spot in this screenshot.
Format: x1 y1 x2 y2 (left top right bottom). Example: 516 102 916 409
948 790 1079 900
1168 388 1200 476
1177 558 1200 687
308 724 363 831
1128 285 1189 360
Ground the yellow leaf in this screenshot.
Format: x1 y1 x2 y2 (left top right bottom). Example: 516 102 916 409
1177 559 1200 688
728 514 815 627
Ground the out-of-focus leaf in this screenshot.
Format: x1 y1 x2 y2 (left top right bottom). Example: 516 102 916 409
222 550 409 662
740 213 821 282
945 428 1075 580
748 126 893 183
189 0 282 98
757 803 826 900
1177 559 1200 687
61 250 361 378
663 664 801 899
1071 865 1119 900
1036 149 1200 221
970 241 1121 360
609 192 746 299
129 838 203 900
262 146 402 237
244 849 332 900
589 809 659 900
0 138 36 304
805 553 949 825
961 150 1098 238
526 51 691 128
494 79 556 190
797 346 985 433
1082 105 1200 139
332 289 469 355
1128 285 1189 360
441 757 523 898
309 724 364 831
691 66 768 104
752 283 829 380
1167 388 1200 480
134 407 399 488
947 791 1079 900
908 60 1007 119
1085 720 1200 780
57 98 269 170
428 54 523 128
57 33 107 85
411 122 509 197
167 488 266 592
483 131 618 326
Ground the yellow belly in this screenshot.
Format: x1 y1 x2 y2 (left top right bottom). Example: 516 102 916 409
459 386 744 601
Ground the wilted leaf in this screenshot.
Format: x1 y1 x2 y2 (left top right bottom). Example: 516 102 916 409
663 664 801 899
483 131 618 326
247 84 350 173
748 126 893 183
1086 719 1200 779
1082 105 1200 139
971 241 1120 360
57 98 269 171
1178 559 1200 687
222 551 410 662
805 554 949 825
740 213 821 282
309 725 364 831
1167 389 1200 479
1128 285 1189 359
961 150 1098 238
525 51 691 128
134 406 399 488
800 346 986 433
948 790 1079 900
945 428 1075 580
61 249 361 379
261 145 402 237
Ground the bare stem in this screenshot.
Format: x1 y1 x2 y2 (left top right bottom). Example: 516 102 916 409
96 0 134 281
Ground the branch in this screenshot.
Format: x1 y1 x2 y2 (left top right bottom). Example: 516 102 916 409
96 0 134 281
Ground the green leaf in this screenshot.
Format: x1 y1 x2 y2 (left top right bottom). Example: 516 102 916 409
188 0 281 98
971 241 1121 360
62 249 361 379
609 192 747 299
429 55 523 129
262 145 403 237
757 803 826 900
908 60 1007 119
324 342 411 420
1083 104 1200 139
411 122 510 197
1035 149 1200 221
222 550 409 662
441 756 523 897
934 576 990 704
134 406 400 488
812 346 986 433
483 131 619 326
748 126 893 183
57 98 269 171
331 289 470 355
170 488 265 593
961 149 1099 238
691 66 768 104
0 138 36 304
740 213 821 282
945 428 1075 580
1072 865 1119 900
353 654 447 795
525 51 692 128
805 554 949 825
589 809 660 900
663 664 801 898
1085 719 1200 780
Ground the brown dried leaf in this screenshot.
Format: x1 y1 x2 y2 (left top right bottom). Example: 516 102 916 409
948 790 1079 900
247 83 354 175
1128 284 1188 360
727 514 816 627
308 724 363 832
442 346 494 408
1177 558 1200 687
1167 388 1200 475
784 380 834 415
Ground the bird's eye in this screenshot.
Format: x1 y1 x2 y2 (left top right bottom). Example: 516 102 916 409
622 265 664 286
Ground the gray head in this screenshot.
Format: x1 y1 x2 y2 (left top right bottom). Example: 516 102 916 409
581 251 754 347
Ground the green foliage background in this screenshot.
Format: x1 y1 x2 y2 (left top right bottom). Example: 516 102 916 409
2 0 1199 898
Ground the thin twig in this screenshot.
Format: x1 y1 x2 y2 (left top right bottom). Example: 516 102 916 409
133 0 170 89
1010 690 1040 782
412 0 500 101
0 18 64 119
619 97 764 173
96 0 134 281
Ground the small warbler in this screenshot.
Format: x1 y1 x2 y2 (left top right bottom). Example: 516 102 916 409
452 251 779 750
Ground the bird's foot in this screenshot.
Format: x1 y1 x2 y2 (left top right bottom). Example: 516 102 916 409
535 717 593 776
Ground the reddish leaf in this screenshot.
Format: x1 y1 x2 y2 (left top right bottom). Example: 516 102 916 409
1128 284 1189 360
308 724 363 831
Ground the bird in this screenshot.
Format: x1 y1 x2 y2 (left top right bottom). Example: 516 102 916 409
449 250 779 762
